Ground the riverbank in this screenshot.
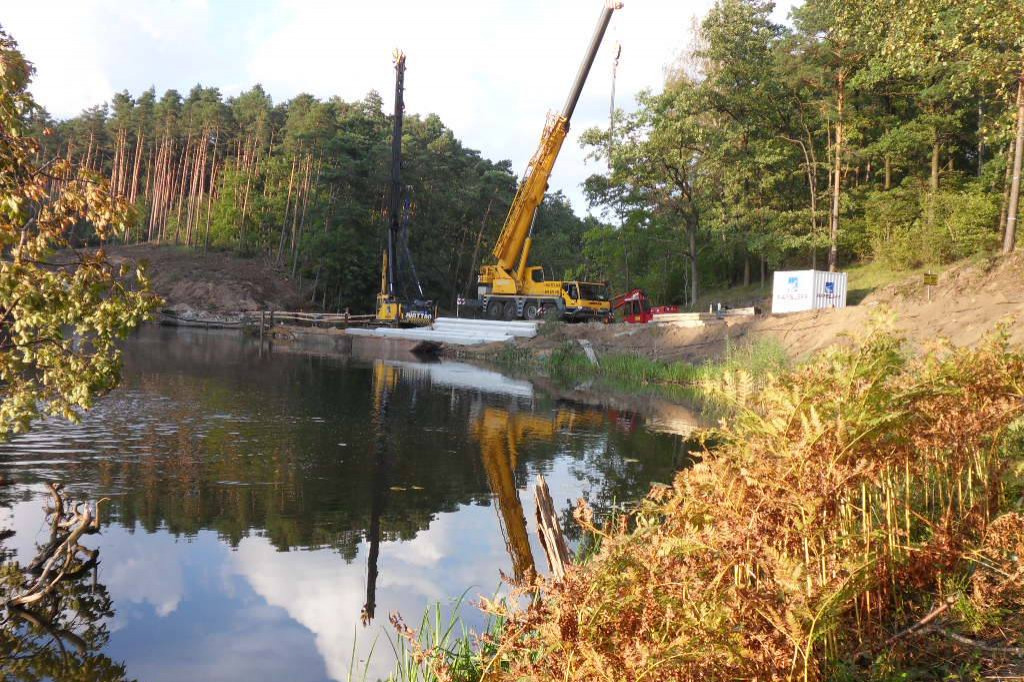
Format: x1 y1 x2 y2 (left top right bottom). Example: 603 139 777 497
484 334 789 402
392 329 1024 681
447 252 1024 369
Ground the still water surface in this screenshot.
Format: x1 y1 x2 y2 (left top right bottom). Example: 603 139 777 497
0 327 696 681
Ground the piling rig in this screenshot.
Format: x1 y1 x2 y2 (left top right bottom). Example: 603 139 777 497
376 50 433 326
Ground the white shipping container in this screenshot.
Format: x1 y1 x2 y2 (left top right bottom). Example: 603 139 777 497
771 270 848 314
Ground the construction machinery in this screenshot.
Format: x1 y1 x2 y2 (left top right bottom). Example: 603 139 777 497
611 288 679 323
376 51 433 326
473 2 621 322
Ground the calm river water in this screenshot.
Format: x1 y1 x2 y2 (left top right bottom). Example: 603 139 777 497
0 326 697 681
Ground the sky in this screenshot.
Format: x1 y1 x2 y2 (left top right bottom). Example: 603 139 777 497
2 0 797 215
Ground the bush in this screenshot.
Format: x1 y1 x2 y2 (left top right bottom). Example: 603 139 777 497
866 184 1000 270
932 190 1001 262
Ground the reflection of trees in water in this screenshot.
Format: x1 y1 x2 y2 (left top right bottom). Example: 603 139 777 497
0 487 129 682
2 328 690 582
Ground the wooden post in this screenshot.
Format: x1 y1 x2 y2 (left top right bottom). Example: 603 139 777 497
259 311 265 343
534 475 571 581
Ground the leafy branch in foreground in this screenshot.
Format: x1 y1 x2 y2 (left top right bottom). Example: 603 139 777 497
0 29 157 437
476 328 1024 680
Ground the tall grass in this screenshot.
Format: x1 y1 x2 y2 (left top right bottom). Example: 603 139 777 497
543 336 788 397
384 592 505 682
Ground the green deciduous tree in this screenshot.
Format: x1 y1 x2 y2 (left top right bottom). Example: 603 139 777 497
0 29 156 438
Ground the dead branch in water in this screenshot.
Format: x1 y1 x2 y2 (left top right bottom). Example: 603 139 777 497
7 485 108 608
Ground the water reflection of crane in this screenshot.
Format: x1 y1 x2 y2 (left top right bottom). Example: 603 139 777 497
361 361 398 625
469 405 606 582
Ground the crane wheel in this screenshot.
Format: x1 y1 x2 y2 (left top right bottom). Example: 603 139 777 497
523 302 540 320
502 301 517 320
486 300 503 320
543 305 561 321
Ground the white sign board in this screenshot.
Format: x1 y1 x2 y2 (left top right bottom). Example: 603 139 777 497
772 270 848 314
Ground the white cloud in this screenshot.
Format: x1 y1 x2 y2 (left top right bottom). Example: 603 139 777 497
231 505 512 681
100 529 185 621
3 0 798 212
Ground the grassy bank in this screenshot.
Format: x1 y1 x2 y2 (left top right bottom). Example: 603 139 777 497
492 335 789 402
387 329 1024 681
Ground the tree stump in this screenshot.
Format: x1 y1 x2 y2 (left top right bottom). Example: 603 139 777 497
534 474 571 581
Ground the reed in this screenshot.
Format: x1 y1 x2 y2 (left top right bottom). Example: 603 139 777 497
541 336 788 397
384 592 505 682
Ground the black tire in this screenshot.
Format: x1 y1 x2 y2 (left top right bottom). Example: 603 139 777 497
523 301 540 320
486 299 503 320
542 305 561 321
502 301 517 321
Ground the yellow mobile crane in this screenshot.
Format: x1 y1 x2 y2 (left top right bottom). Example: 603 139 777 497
377 51 433 326
475 2 621 322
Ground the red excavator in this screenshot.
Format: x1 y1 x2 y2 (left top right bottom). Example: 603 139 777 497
611 289 679 323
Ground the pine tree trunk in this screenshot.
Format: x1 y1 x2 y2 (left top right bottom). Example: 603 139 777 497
239 135 256 250
828 72 845 272
277 156 297 265
1004 72 1024 254
289 155 309 271
119 129 130 197
144 144 155 202
205 134 218 252
109 129 121 196
130 130 143 206
978 102 985 177
174 133 193 243
466 195 495 296
186 134 203 245
84 131 95 172
928 132 941 228
292 155 315 278
999 142 1014 238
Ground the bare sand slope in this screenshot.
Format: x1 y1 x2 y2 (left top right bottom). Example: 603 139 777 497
104 244 308 314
